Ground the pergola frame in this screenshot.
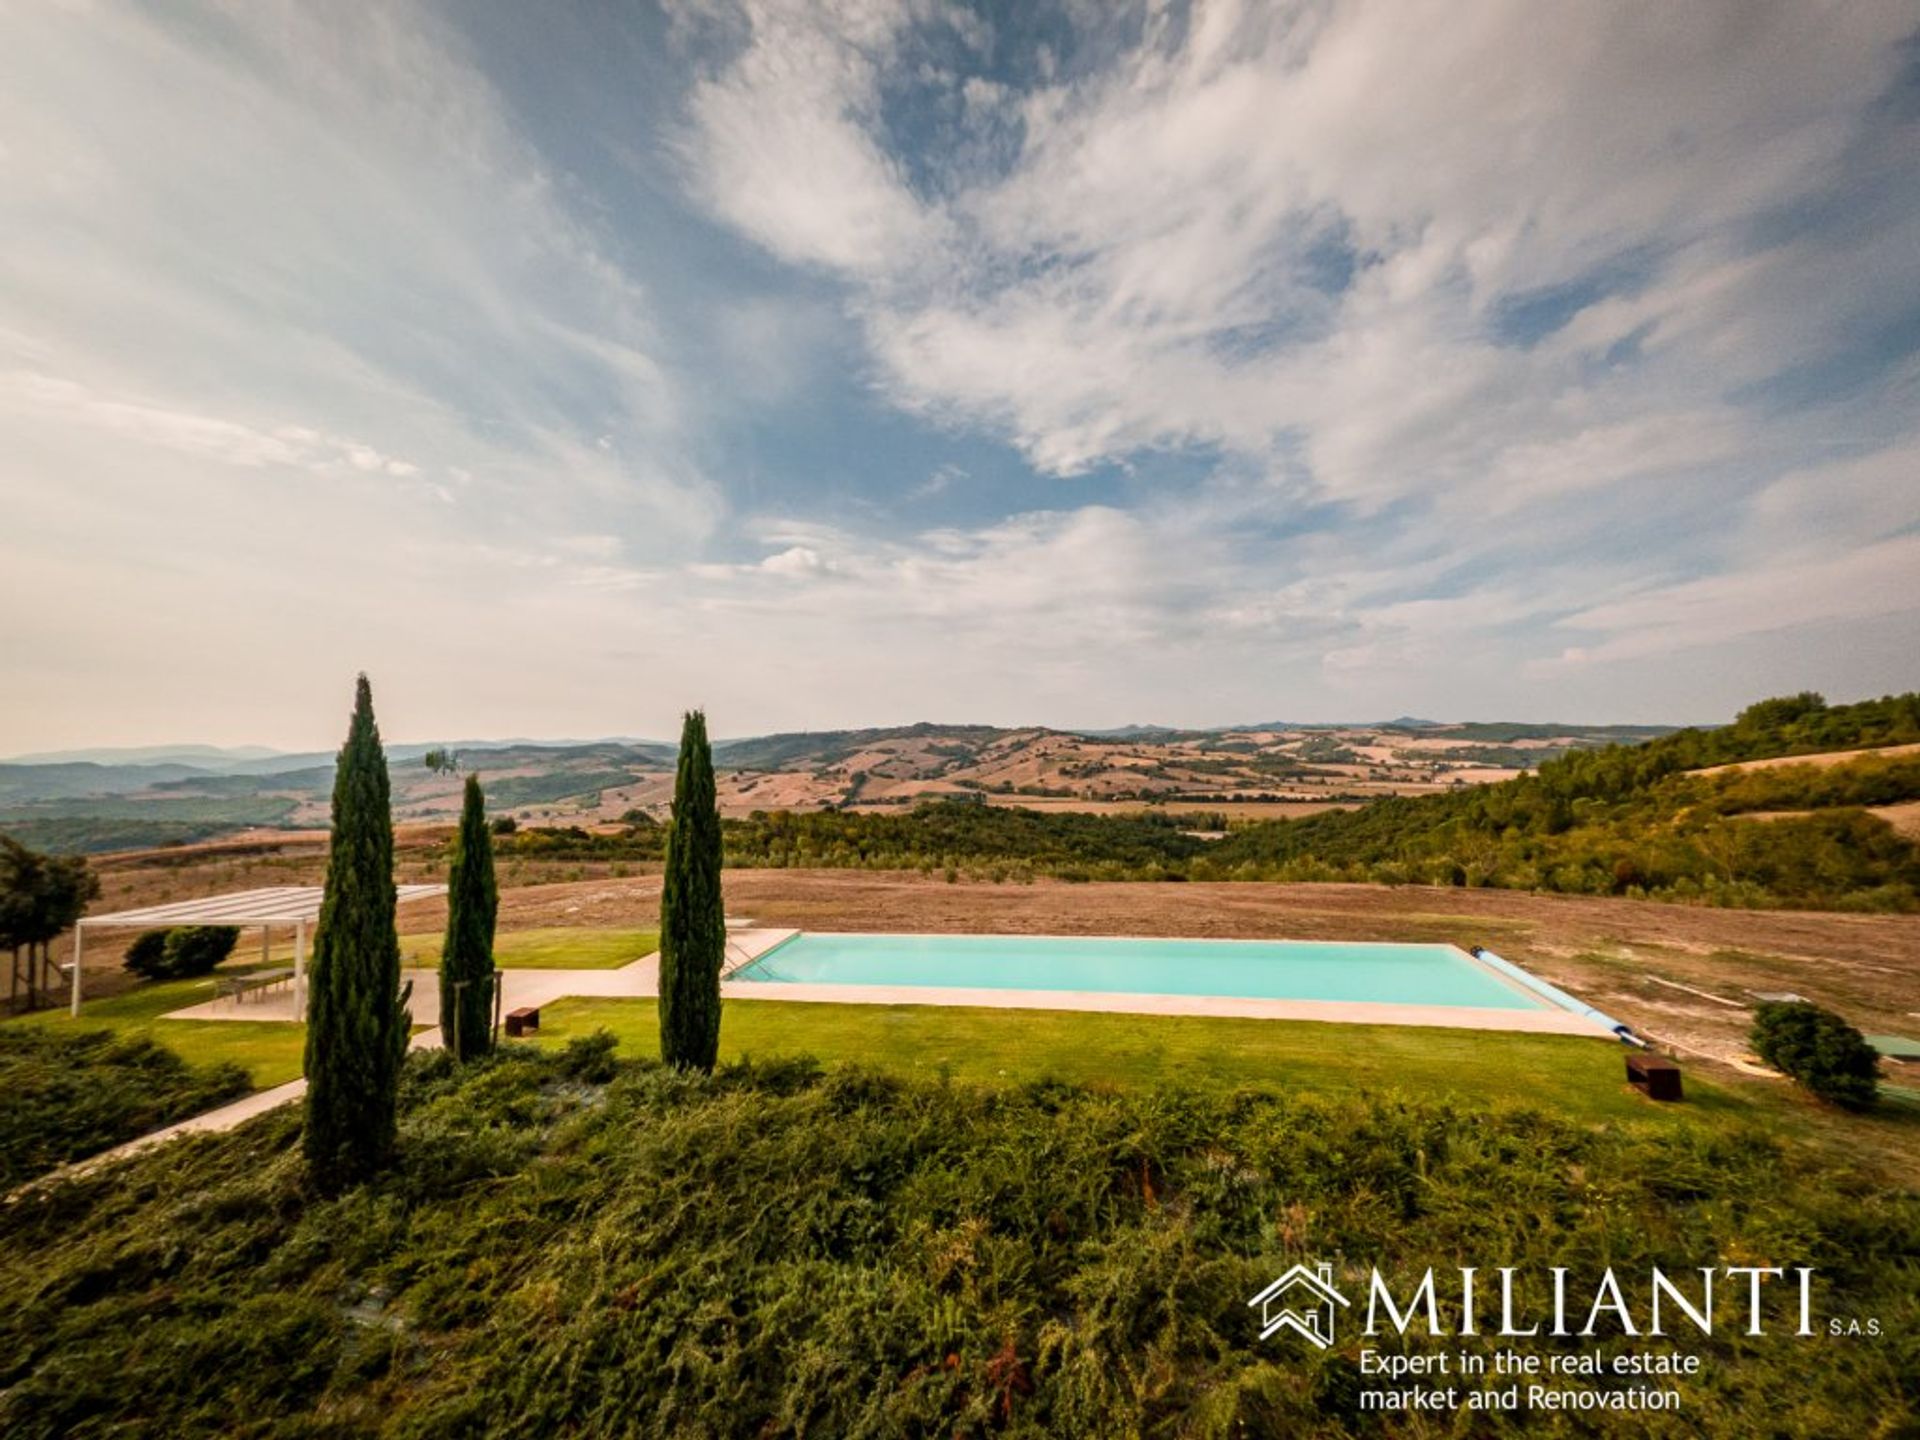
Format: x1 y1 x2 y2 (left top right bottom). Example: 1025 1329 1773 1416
70 884 447 1016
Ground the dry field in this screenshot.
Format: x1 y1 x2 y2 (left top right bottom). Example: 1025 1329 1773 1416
485 722 1582 822
1689 740 1920 776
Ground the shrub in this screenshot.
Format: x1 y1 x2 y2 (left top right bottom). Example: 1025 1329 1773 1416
1751 1000 1881 1109
122 929 171 978
557 1029 619 1084
122 925 240 980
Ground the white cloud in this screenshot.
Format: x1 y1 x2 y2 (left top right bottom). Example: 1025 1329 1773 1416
678 0 1917 507
657 0 1920 720
1552 533 1920 666
0 372 427 481
677 0 945 277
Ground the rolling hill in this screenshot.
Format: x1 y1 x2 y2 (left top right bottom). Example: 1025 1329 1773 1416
0 718 1668 852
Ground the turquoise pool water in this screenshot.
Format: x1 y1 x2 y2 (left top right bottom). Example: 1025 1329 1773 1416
732 933 1554 1010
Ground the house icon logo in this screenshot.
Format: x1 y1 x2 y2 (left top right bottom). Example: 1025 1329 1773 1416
1248 1262 1350 1348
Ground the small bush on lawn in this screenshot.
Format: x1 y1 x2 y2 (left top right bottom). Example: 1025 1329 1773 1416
122 929 171 977
1751 999 1882 1109
122 925 241 981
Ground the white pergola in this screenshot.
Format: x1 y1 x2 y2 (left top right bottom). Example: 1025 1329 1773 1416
70 884 447 1017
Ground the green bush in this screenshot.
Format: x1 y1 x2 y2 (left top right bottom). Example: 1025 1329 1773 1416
167 926 240 976
1751 1000 1882 1109
121 929 171 977
122 925 241 981
556 1029 619 1084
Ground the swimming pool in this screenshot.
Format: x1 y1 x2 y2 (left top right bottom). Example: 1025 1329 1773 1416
731 932 1554 1011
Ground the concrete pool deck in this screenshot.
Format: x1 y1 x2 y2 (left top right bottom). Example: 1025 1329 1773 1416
715 980 1616 1035
161 926 1620 1039
720 932 1618 1037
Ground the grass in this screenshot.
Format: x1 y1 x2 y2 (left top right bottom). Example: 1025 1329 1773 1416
17 964 1920 1186
399 926 657 970
0 1027 249 1188
532 996 1920 1181
9 966 307 1089
1 1046 1914 1436
535 996 1661 1117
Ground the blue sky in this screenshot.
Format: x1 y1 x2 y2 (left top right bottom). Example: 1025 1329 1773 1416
2 0 1918 750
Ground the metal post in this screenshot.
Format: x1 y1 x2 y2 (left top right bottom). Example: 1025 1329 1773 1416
261 923 271 966
293 920 307 1018
69 924 84 1017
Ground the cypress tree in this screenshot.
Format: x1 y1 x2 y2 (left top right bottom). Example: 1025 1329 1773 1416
303 674 410 1190
439 774 498 1060
659 709 724 1071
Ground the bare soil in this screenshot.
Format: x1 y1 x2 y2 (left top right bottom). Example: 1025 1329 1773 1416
1689 740 1920 776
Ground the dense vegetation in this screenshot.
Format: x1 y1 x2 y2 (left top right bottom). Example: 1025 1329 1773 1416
0 1044 1913 1436
723 803 1212 879
1751 1001 1883 1110
0 797 300 854
0 1027 247 1189
492 804 1217 878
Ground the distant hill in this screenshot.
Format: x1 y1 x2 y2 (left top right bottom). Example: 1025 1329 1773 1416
1391 720 1677 743
1209 691 1920 908
0 713 1701 854
0 743 291 766
712 723 1007 771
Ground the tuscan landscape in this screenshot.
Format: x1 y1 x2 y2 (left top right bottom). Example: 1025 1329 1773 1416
4 2 1918 1436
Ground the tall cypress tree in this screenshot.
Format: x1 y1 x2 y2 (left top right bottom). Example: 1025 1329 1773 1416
659 709 724 1071
303 674 410 1190
439 774 498 1060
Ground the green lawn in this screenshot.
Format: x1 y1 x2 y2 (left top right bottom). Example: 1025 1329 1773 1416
16 968 1917 1178
399 926 657 969
9 968 307 1089
530 997 1920 1179
531 997 1691 1125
